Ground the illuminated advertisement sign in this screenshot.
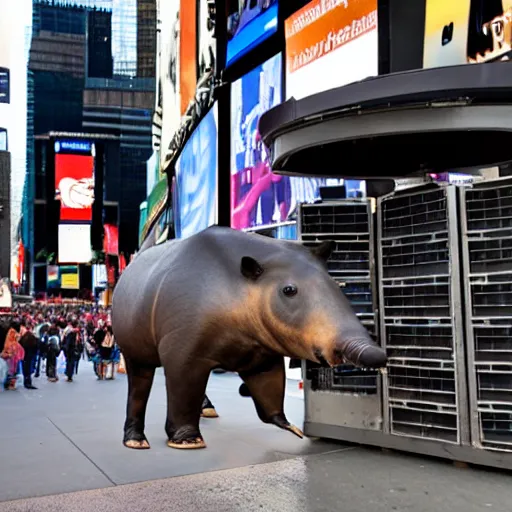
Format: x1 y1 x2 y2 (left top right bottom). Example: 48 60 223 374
54 140 92 154
230 53 346 230
47 265 80 289
58 224 93 264
0 67 9 104
55 153 95 222
423 0 512 68
226 0 278 66
285 0 378 100
174 103 218 239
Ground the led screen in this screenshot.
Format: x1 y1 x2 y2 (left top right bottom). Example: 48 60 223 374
55 153 95 222
230 53 346 230
226 0 278 67
0 67 9 104
423 0 512 67
58 224 93 264
174 103 218 239
285 0 378 100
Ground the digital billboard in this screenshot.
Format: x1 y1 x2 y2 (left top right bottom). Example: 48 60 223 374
159 0 181 165
180 0 197 115
174 103 218 239
226 0 278 67
58 224 93 264
230 53 346 230
285 0 378 100
55 153 95 222
0 67 9 104
47 265 80 290
423 0 512 68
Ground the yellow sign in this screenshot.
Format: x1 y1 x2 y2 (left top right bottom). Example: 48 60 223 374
61 270 79 290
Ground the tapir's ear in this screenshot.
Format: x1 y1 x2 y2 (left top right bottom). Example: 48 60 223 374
240 256 264 280
310 241 336 262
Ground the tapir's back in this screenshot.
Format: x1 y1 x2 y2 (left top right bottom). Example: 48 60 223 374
112 226 309 353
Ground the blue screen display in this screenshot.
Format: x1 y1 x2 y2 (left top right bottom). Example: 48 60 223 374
231 53 350 230
0 68 9 104
226 0 278 67
174 103 218 239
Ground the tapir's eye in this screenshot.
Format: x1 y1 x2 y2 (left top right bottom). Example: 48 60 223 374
282 285 298 297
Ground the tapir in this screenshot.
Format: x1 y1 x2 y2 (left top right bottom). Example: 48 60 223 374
112 226 387 450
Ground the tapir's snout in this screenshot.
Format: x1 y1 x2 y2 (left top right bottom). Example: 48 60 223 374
357 345 387 368
330 336 387 369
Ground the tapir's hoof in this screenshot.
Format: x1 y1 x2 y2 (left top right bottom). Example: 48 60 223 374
167 438 206 450
201 407 219 418
124 439 151 450
287 424 304 439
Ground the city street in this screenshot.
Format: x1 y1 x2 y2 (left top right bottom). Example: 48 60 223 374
1 364 512 511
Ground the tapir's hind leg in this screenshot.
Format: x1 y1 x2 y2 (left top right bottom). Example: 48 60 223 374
201 394 219 418
239 357 304 439
164 363 211 450
123 357 156 449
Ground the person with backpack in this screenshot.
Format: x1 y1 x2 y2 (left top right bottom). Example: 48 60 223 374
46 322 61 382
63 319 81 383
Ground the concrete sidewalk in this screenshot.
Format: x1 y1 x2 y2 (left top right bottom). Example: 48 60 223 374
1 363 512 511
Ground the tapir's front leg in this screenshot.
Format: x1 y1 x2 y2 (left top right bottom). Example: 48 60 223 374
239 357 304 439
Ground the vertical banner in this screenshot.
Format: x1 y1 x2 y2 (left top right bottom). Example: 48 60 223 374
103 224 119 255
180 0 197 115
47 265 61 289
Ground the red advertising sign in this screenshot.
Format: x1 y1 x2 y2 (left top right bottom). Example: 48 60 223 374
55 153 95 222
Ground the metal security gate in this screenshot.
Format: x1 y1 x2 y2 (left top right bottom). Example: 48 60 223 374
377 186 469 445
299 200 383 431
460 177 512 452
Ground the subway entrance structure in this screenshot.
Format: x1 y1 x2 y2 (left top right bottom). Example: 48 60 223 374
259 61 512 470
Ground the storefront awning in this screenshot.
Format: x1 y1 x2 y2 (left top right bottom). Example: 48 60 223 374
259 61 512 178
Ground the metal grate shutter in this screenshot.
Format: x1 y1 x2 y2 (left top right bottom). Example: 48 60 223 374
378 186 467 444
461 177 512 452
299 200 379 394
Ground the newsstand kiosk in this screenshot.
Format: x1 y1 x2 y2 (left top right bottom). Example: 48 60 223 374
259 62 512 471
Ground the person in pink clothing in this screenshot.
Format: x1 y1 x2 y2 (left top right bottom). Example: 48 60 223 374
1 324 25 390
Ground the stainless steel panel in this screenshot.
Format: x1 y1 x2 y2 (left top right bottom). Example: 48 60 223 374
378 186 468 445
299 200 382 429
460 177 512 452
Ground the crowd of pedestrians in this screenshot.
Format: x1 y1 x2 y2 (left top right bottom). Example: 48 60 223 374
0 304 121 391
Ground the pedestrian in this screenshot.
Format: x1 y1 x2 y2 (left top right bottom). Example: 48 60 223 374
1 324 25 390
63 319 81 382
